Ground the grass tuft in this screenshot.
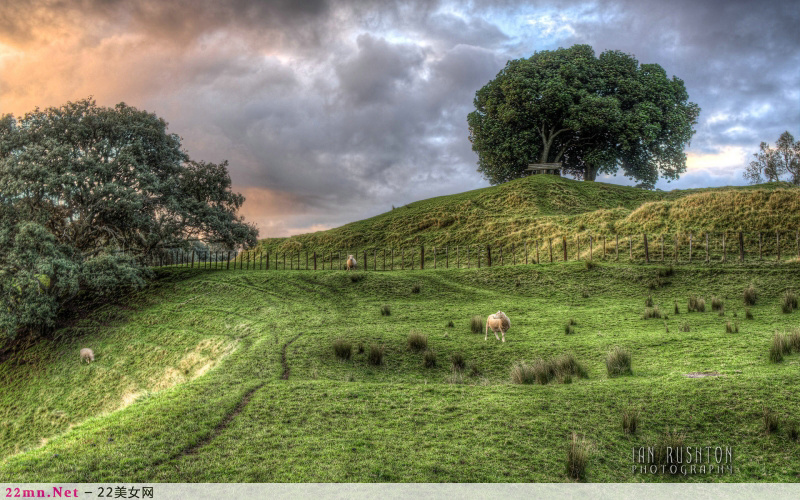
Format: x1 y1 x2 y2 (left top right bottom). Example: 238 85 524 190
680 321 690 332
641 306 662 319
645 295 653 307
349 273 364 283
787 422 799 442
368 344 384 366
763 407 779 435
407 332 428 352
782 290 798 313
447 320 454 328
423 350 437 368
411 284 421 294
743 284 757 306
622 409 639 435
470 316 483 334
725 321 739 333
380 304 391 316
510 362 536 384
333 339 352 361
745 308 754 320
451 353 466 372
674 301 680 315
566 432 588 480
688 295 705 312
770 334 787 363
606 347 632 377
585 260 596 270
653 429 686 471
711 296 724 311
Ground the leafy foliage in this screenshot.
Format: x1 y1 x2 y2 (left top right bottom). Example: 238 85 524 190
468 45 700 187
0 99 256 341
745 131 800 185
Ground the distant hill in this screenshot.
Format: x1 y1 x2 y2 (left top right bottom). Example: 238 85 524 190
254 175 800 254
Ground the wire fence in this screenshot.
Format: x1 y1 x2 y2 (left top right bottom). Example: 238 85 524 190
148 231 800 271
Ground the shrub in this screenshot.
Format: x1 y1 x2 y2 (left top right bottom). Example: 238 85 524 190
368 344 384 366
585 260 596 270
470 316 483 334
725 321 738 333
788 331 800 352
567 432 588 480
745 308 754 320
423 350 437 368
380 304 391 316
532 358 557 385
645 295 654 307
711 296 724 312
622 409 639 434
606 347 632 377
641 306 662 319
763 407 779 435
407 332 428 352
451 353 466 372
411 284 421 294
782 290 798 313
743 284 757 306
787 422 799 441
510 362 537 384
333 339 352 360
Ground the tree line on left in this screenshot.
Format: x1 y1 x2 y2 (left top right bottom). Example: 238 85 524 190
0 98 258 351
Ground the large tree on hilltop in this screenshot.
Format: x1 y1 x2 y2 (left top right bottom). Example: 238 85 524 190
467 45 700 188
0 98 257 342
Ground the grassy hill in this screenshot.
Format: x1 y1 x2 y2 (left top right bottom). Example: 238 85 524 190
2 263 800 482
253 176 800 256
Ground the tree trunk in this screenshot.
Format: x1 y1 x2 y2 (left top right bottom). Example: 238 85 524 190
584 165 598 181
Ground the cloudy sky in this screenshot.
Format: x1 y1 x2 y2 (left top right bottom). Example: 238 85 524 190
1 0 797 237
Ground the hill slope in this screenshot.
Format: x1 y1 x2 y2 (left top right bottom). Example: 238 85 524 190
255 176 800 254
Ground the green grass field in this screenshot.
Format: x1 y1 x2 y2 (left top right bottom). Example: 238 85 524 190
2 261 800 482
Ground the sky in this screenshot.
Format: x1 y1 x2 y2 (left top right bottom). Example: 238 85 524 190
0 0 798 237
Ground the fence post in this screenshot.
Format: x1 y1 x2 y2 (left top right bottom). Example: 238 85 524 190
759 232 762 260
643 234 649 263
705 233 709 263
525 242 528 265
499 245 502 266
722 233 726 262
420 246 424 270
549 238 553 263
615 235 619 261
689 233 693 262
512 243 515 266
401 248 404 270
312 252 316 270
446 246 449 268
777 231 781 262
383 249 386 271
660 236 664 262
561 237 567 262
457 246 460 268
374 249 376 271
487 245 492 267
536 240 540 264
392 248 394 271
575 236 579 261
433 246 436 269
739 232 744 263
628 236 632 261
589 236 592 261
466 246 470 268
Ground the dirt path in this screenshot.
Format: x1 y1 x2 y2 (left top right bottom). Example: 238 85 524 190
281 333 302 380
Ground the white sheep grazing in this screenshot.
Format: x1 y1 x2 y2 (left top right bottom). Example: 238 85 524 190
346 254 357 271
485 311 511 342
80 348 95 363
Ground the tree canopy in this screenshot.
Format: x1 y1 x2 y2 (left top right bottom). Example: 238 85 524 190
744 131 799 185
0 98 257 341
467 44 700 188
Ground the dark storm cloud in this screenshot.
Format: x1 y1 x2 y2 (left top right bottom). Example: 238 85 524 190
1 0 797 236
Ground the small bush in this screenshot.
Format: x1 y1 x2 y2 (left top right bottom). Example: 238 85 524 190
606 347 632 377
565 323 575 335
645 295 654 307
567 432 588 480
622 409 639 434
680 322 690 332
642 306 662 319
510 362 537 384
333 339 352 360
411 284 421 294
532 358 557 385
407 331 428 352
788 331 800 352
763 407 779 435
380 304 391 316
711 296 724 312
423 350 437 368
349 273 364 283
554 353 588 379
585 260 596 270
782 290 798 313
451 353 466 372
447 320 454 328
725 321 738 333
745 308 754 320
368 344 384 366
470 316 483 334
743 284 757 306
